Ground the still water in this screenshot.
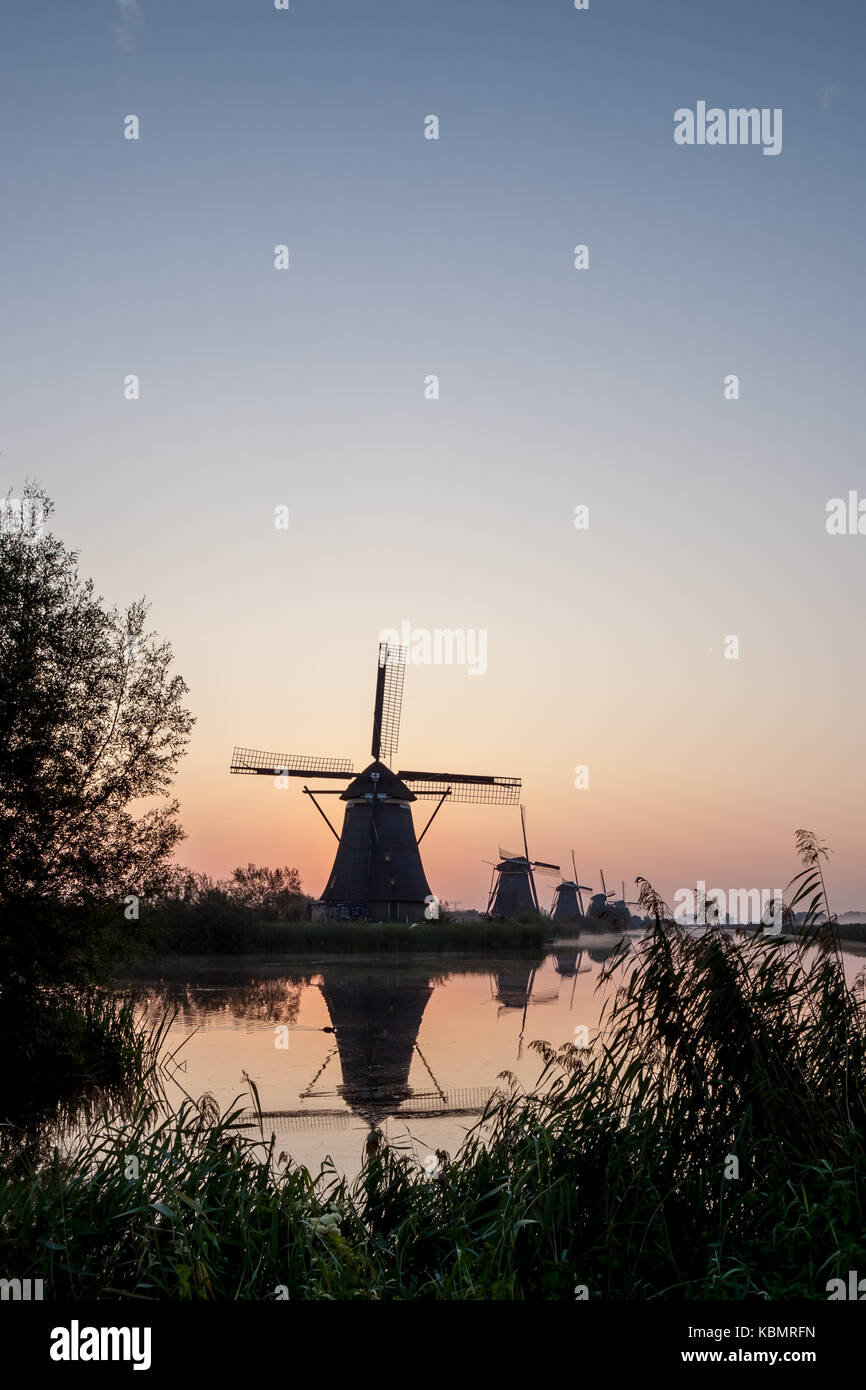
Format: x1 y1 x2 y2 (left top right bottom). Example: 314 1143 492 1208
119 933 866 1182
119 937 624 1180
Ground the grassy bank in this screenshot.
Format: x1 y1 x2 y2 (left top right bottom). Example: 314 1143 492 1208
141 916 548 955
833 922 866 945
0 988 163 1133
3 919 864 1299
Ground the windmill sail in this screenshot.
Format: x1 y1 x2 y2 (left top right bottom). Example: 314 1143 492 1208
231 642 522 921
399 771 521 804
371 642 405 764
230 748 354 778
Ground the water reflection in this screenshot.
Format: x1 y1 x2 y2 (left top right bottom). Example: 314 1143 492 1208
110 927 864 1179
317 972 435 1127
123 952 556 1163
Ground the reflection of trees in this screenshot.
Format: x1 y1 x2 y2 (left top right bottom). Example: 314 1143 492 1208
127 975 306 1028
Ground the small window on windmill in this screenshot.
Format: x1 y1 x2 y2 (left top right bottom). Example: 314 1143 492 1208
384 851 391 862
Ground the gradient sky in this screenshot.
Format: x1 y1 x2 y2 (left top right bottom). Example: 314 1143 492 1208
2 0 864 910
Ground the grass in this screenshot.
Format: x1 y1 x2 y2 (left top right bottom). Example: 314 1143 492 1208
2 830 863 1300
140 916 548 955
2 912 864 1299
0 987 166 1136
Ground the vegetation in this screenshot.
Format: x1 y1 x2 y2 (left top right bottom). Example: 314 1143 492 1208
0 483 193 1127
0 483 193 991
141 863 308 954
0 990 167 1138
141 913 547 958
3 844 863 1300
121 866 546 954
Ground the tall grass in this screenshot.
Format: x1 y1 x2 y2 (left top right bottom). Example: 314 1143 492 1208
140 916 548 956
0 987 169 1137
2 904 863 1298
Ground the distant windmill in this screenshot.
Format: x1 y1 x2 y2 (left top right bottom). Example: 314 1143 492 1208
231 642 521 922
486 806 559 916
582 869 642 929
551 851 593 922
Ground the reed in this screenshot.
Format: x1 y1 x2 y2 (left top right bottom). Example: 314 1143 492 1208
2 834 863 1299
0 987 168 1136
142 916 548 955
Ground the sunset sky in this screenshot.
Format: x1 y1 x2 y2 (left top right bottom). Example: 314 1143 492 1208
2 0 864 911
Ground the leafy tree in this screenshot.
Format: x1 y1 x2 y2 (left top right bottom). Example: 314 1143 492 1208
226 863 304 918
0 483 194 988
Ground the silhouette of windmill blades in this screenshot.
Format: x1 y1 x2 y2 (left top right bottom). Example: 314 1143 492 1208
241 1086 497 1132
230 642 521 922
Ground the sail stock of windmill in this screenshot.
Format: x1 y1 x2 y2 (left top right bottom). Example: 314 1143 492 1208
230 642 522 921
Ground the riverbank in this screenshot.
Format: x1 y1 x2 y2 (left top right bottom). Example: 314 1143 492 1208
3 921 864 1299
138 916 549 956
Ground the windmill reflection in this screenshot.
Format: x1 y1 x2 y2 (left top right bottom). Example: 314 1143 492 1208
548 942 593 1009
254 969 496 1137
491 959 558 1059
317 973 435 1127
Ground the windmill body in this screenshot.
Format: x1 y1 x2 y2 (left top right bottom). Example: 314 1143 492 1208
583 890 641 930
231 644 520 922
551 881 582 921
487 808 558 917
587 891 612 921
489 857 540 916
322 762 431 920
551 853 593 924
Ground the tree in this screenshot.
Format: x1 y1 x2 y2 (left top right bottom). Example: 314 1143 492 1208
226 864 305 918
0 483 194 987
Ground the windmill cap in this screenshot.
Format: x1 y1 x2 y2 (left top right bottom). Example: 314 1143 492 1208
341 761 415 801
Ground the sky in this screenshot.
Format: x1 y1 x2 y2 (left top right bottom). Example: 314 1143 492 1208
1 0 865 912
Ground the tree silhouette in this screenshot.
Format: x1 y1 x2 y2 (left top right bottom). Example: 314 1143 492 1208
0 484 194 988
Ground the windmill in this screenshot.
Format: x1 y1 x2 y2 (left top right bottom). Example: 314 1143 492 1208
486 806 559 917
231 642 521 922
581 869 642 929
244 968 498 1137
551 850 594 922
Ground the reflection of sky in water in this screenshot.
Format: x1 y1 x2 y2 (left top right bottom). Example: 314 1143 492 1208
120 935 866 1182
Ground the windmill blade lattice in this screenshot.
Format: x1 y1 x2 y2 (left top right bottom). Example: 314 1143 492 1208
371 642 405 764
400 772 521 804
231 641 523 920
231 748 354 777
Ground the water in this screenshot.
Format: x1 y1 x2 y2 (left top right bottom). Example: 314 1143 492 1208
117 937 625 1180
118 932 866 1182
